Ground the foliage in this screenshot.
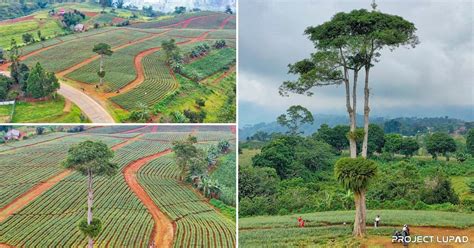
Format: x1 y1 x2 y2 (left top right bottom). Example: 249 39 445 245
313 124 350 153
467 129 474 155
421 173 459 205
63 140 117 176
400 137 420 157
334 158 377 193
78 218 102 238
277 105 314 135
217 139 230 153
172 135 206 180
253 135 334 179
174 6 186 14
63 10 85 27
26 62 59 99
384 133 403 154
426 132 457 160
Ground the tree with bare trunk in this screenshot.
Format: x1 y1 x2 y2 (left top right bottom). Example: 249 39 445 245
63 140 117 248
335 157 377 237
93 43 113 87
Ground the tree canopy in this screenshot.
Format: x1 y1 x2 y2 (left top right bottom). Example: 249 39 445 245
63 140 117 176
277 105 314 135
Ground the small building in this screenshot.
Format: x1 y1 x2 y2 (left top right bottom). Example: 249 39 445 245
74 24 85 32
4 129 22 141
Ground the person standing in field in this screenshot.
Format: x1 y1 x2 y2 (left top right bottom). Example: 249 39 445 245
374 215 381 228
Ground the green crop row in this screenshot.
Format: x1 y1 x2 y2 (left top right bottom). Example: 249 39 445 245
110 51 178 110
180 47 236 81
22 29 150 72
138 154 236 248
66 35 187 91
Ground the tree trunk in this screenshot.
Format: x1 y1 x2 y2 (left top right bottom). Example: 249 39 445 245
353 191 367 237
87 169 94 248
99 54 104 86
362 66 371 158
344 70 357 158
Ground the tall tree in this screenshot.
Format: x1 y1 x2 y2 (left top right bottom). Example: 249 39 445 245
172 135 206 181
277 105 314 135
426 132 456 160
26 62 59 99
63 141 117 248
335 157 377 237
92 43 113 87
9 39 21 84
280 6 418 158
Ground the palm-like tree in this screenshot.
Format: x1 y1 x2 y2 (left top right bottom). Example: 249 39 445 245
63 140 117 248
335 157 377 237
92 43 113 87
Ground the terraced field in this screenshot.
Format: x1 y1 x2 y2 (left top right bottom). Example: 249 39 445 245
0 5 236 123
110 51 178 110
138 154 236 247
66 34 187 91
181 47 236 81
0 126 236 247
22 28 151 72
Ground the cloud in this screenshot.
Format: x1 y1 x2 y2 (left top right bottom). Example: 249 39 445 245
239 0 474 123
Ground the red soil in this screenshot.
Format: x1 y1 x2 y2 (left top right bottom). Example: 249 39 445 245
362 227 474 248
83 11 98 17
151 125 158 133
123 149 174 248
211 65 235 84
219 16 234 29
0 134 138 226
0 169 72 223
112 17 125 24
0 15 35 25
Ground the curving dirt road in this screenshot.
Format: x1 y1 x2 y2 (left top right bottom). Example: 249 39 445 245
58 83 114 123
0 134 141 227
0 170 72 222
123 149 174 248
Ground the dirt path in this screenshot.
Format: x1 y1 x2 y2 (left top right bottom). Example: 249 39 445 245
219 16 234 29
123 149 174 248
0 170 72 222
211 65 236 84
0 134 141 226
362 227 474 248
58 83 114 123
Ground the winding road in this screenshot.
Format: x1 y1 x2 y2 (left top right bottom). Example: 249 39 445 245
58 83 114 123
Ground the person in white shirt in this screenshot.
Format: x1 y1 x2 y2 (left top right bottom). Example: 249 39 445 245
374 215 381 228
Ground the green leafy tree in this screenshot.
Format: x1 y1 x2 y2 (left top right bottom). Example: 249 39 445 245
335 157 377 237
384 133 403 155
277 105 314 135
9 39 21 84
174 6 186 14
217 139 230 153
400 137 419 157
365 124 385 155
426 132 456 160
26 62 59 99
421 173 459 205
115 0 124 9
313 124 350 153
92 43 113 87
22 33 34 44
225 5 233 14
280 7 418 159
63 141 117 248
466 129 474 156
172 135 206 181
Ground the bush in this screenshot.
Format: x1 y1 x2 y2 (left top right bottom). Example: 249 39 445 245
414 201 429 210
78 218 102 238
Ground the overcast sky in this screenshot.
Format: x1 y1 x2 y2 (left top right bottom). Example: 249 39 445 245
238 0 473 125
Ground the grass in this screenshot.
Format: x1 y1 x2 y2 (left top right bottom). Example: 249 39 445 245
0 13 65 48
154 70 235 123
239 149 261 167
9 97 87 123
452 176 474 201
240 210 474 247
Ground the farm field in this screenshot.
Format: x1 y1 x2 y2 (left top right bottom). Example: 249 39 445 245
0 125 236 247
239 210 474 247
0 2 236 123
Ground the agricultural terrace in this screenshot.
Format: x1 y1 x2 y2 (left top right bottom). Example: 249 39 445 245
0 125 236 247
0 4 236 123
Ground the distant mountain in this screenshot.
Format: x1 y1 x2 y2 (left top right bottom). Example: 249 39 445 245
239 115 471 140
124 0 235 12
